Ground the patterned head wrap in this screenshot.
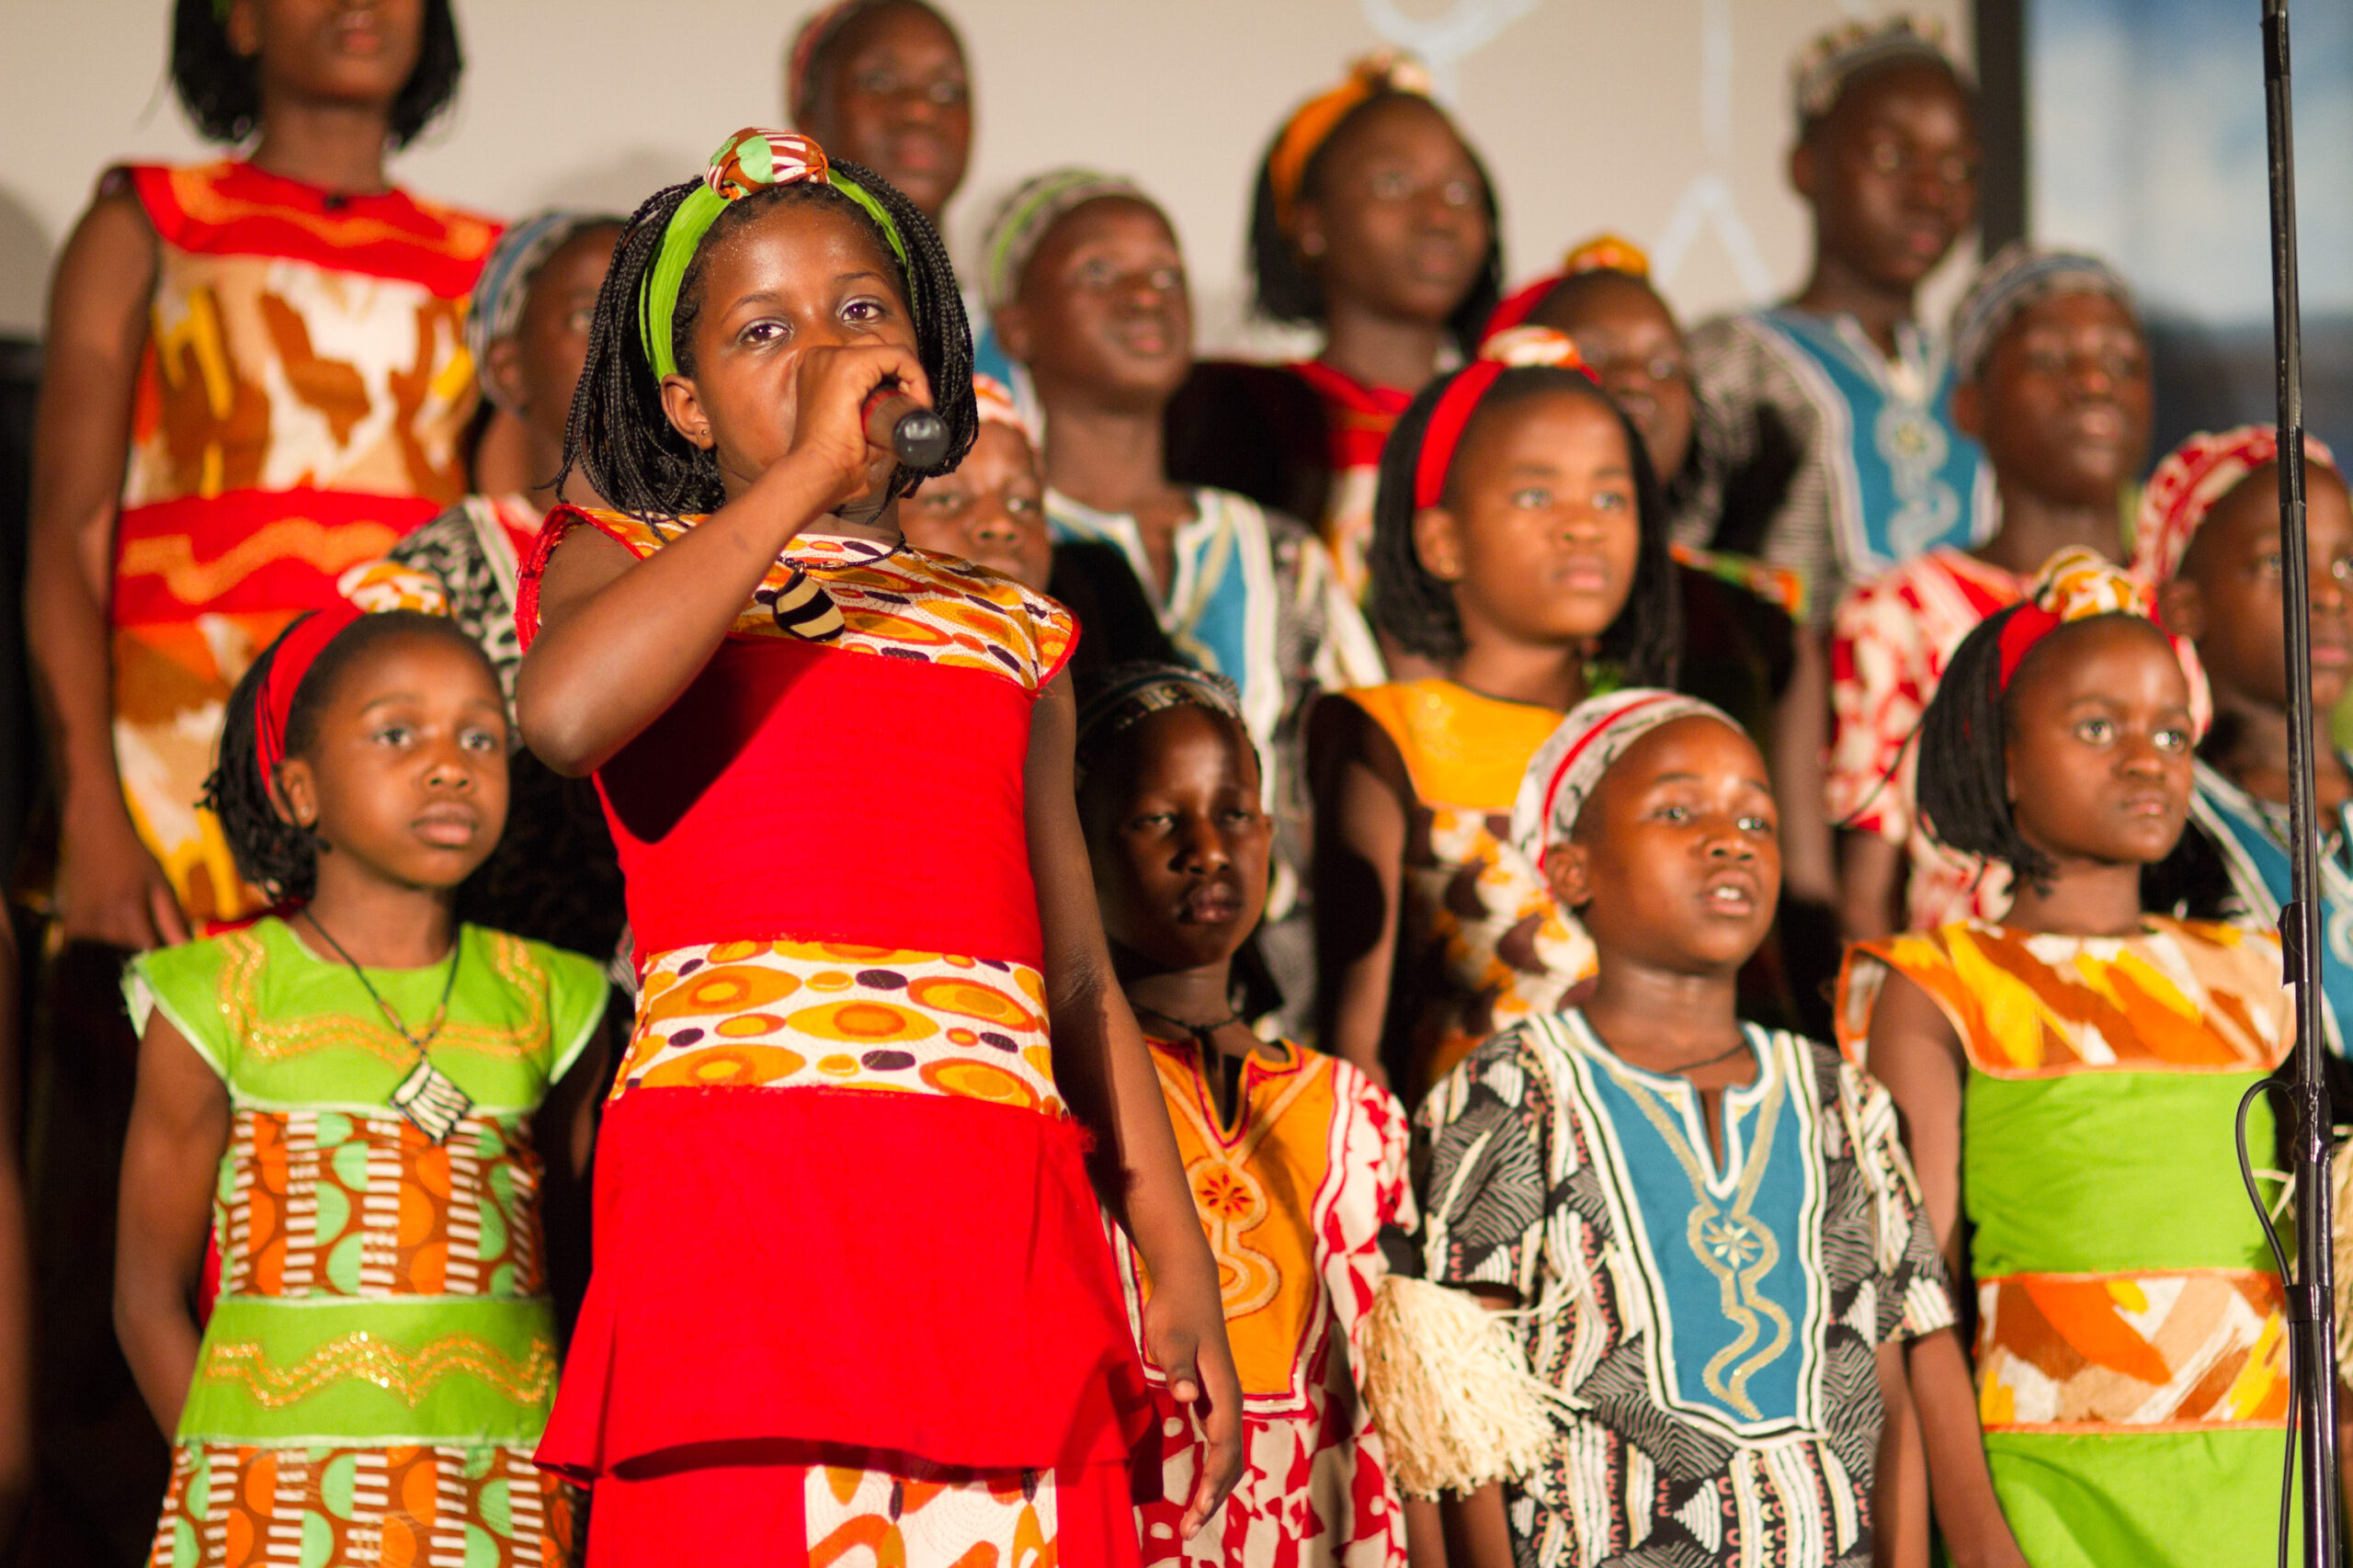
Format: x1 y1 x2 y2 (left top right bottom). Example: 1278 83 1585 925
1949 241 2137 382
1074 662 1253 787
1266 51 1436 237
640 128 906 381
255 566 453 790
2131 425 2343 587
1511 688 1736 871
971 371 1038 449
1479 234 1653 347
465 210 620 409
1791 13 1966 130
980 167 1154 312
1477 324 1591 374
1993 546 2210 734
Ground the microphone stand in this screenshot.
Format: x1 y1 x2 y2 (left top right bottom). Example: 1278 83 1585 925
2260 2 2341 1561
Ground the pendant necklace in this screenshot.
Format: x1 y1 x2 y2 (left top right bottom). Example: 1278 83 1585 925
302 909 472 1143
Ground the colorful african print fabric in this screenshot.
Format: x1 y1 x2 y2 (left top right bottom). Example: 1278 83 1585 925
108 161 496 923
1415 1016 1954 1568
387 496 540 701
1839 917 2294 1568
1049 486 1382 1028
1120 1036 1412 1566
123 916 608 1567
518 508 1154 1562
1290 360 1414 603
1827 547 2023 928
1686 308 1989 629
1343 679 1594 1095
619 938 1063 1113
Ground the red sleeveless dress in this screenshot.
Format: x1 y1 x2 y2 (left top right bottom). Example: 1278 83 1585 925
519 508 1154 1566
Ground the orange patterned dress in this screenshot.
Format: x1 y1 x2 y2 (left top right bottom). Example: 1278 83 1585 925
1120 1036 1411 1566
108 161 496 921
1341 679 1594 1095
1839 917 2292 1567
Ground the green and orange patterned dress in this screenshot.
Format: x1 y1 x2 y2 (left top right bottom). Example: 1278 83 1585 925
125 916 607 1568
1839 916 2292 1568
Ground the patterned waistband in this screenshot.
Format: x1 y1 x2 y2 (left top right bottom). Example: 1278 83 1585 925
1976 1268 2287 1434
616 939 1063 1116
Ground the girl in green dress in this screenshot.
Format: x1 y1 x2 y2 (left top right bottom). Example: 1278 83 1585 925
114 603 611 1568
1847 548 2294 1567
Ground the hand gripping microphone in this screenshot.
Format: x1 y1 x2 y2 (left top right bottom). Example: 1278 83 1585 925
862 382 950 469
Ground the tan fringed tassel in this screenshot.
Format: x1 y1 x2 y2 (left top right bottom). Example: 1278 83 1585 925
1360 1274 1572 1500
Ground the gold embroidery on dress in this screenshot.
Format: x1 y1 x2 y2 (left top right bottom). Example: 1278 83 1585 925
200 1330 556 1409
219 927 548 1068
1611 1057 1795 1420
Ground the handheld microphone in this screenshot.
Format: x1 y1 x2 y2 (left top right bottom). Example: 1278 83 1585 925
862 385 951 469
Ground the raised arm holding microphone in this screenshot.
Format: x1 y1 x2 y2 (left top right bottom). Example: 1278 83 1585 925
510 128 1242 1565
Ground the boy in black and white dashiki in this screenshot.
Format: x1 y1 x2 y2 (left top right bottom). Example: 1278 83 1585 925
1407 690 1995 1568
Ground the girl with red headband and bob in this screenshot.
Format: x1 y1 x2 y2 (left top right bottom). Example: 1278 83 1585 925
513 129 1240 1563
113 598 612 1566
1310 340 1676 1103
1847 549 2295 1568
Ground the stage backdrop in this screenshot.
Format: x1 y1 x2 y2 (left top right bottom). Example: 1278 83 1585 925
2030 0 2353 458
0 0 1975 349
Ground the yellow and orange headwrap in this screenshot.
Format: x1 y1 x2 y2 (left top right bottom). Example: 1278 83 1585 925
1265 51 1436 236
1997 545 2209 734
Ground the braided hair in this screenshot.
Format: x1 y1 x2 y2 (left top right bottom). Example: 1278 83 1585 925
171 0 462 149
1366 367 1679 681
1247 93 1503 358
1914 602 2056 889
203 611 495 905
562 164 975 521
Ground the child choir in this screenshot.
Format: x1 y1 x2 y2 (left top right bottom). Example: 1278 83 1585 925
20 4 2335 1566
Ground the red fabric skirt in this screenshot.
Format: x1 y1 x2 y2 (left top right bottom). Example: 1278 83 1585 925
586 1448 1141 1568
539 1085 1155 1489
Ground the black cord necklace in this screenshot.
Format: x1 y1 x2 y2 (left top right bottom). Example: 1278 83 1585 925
1131 1001 1245 1050
1661 1035 1754 1077
1132 1002 1251 1125
301 909 472 1143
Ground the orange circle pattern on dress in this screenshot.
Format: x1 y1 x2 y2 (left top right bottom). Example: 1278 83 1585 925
616 941 1063 1116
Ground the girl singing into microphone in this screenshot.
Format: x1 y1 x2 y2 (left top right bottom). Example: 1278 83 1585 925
514 129 1241 1565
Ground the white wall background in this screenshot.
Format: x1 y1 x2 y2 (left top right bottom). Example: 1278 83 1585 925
0 0 1973 347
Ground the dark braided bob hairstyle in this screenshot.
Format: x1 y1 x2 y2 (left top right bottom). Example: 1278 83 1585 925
1247 94 1503 358
1914 605 2175 892
1367 366 1679 682
171 0 463 149
203 611 497 905
562 163 976 522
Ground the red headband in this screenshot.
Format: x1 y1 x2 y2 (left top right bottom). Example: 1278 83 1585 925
1414 360 1508 511
256 604 363 793
1995 604 2063 690
1479 275 1559 347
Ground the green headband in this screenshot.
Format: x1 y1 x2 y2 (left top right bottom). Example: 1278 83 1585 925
638 128 908 381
